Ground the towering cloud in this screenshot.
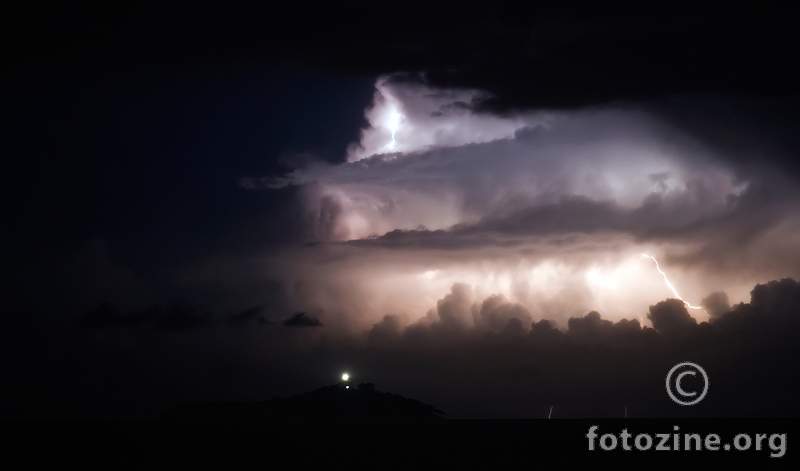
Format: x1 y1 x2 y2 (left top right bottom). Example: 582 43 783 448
232 76 800 335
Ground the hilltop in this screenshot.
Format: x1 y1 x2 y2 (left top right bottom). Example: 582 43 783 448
161 382 445 423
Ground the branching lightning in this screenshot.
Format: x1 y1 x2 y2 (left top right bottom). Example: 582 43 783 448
641 254 704 311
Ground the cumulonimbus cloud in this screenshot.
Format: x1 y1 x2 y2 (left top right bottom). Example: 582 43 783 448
234 76 800 334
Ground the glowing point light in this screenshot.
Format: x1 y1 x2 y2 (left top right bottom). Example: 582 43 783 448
341 373 350 381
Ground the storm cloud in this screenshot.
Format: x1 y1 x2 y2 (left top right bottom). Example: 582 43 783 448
226 77 800 335
5 8 800 422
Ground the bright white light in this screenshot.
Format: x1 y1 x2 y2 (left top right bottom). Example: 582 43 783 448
585 262 631 292
341 373 350 381
385 105 403 150
346 385 350 389
641 254 704 311
346 78 532 162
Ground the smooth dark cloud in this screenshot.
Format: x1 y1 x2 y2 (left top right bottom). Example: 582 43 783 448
156 305 213 331
76 303 211 331
283 312 323 328
76 303 155 329
646 96 800 185
228 306 269 326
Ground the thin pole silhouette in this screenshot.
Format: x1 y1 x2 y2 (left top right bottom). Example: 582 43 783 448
548 406 553 419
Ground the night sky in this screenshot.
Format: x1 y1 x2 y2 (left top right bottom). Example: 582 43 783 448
3 3 800 420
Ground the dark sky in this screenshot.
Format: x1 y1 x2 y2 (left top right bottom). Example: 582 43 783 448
5 3 800 102
2 3 800 420
3 66 375 310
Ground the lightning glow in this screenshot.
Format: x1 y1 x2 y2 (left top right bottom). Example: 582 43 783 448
386 106 402 150
641 254 704 310
253 80 770 331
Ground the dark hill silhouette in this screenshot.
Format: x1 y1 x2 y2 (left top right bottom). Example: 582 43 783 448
161 382 444 423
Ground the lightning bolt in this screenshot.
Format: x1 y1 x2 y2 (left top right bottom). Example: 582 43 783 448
641 254 704 311
386 107 402 150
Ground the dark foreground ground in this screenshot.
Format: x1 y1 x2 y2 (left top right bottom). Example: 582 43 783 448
4 419 798 468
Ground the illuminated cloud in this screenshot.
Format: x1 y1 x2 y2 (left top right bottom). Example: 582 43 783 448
232 77 800 334
271 78 748 243
345 76 535 162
